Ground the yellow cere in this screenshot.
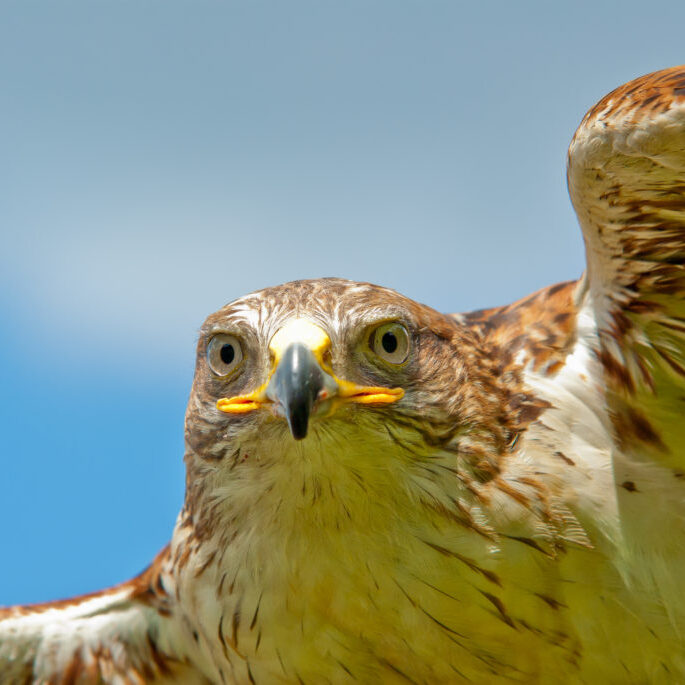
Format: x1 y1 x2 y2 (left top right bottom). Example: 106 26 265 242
269 318 331 365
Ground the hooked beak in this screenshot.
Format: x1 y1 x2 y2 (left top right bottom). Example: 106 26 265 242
215 318 404 440
264 342 336 440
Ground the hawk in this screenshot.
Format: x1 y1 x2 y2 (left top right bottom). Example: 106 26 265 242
3 66 685 683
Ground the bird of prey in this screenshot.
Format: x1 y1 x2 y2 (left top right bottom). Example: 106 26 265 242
3 65 685 684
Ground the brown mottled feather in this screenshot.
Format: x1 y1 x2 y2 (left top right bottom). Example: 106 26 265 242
458 280 579 376
0 547 205 684
568 65 685 467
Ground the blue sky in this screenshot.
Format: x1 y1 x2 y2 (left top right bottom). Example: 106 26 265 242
2 0 685 605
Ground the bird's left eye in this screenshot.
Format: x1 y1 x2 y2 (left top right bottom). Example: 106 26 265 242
369 322 410 365
207 334 244 377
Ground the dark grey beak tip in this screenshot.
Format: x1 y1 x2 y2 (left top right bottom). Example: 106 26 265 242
288 409 309 440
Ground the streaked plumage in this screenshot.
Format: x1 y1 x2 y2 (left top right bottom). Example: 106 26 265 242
4 66 685 683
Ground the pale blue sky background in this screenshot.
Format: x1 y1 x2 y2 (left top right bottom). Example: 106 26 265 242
2 1 684 605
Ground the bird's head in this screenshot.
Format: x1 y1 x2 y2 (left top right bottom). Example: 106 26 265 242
183 279 542 534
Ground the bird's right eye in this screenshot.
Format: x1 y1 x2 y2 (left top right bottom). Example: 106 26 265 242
207 334 244 377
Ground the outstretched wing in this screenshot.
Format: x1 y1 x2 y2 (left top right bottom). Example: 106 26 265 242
0 547 206 684
568 66 685 466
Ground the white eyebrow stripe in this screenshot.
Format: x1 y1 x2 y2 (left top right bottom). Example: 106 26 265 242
224 303 262 328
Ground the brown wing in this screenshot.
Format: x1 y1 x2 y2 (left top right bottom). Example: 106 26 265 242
566 66 685 466
458 280 579 377
455 67 685 468
0 546 207 684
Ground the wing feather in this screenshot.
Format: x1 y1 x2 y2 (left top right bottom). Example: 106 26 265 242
0 547 208 684
568 65 685 464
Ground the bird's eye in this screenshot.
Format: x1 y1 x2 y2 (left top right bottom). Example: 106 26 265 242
369 322 410 365
207 334 244 377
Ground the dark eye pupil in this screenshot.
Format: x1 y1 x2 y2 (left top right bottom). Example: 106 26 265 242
381 331 398 354
220 344 235 365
